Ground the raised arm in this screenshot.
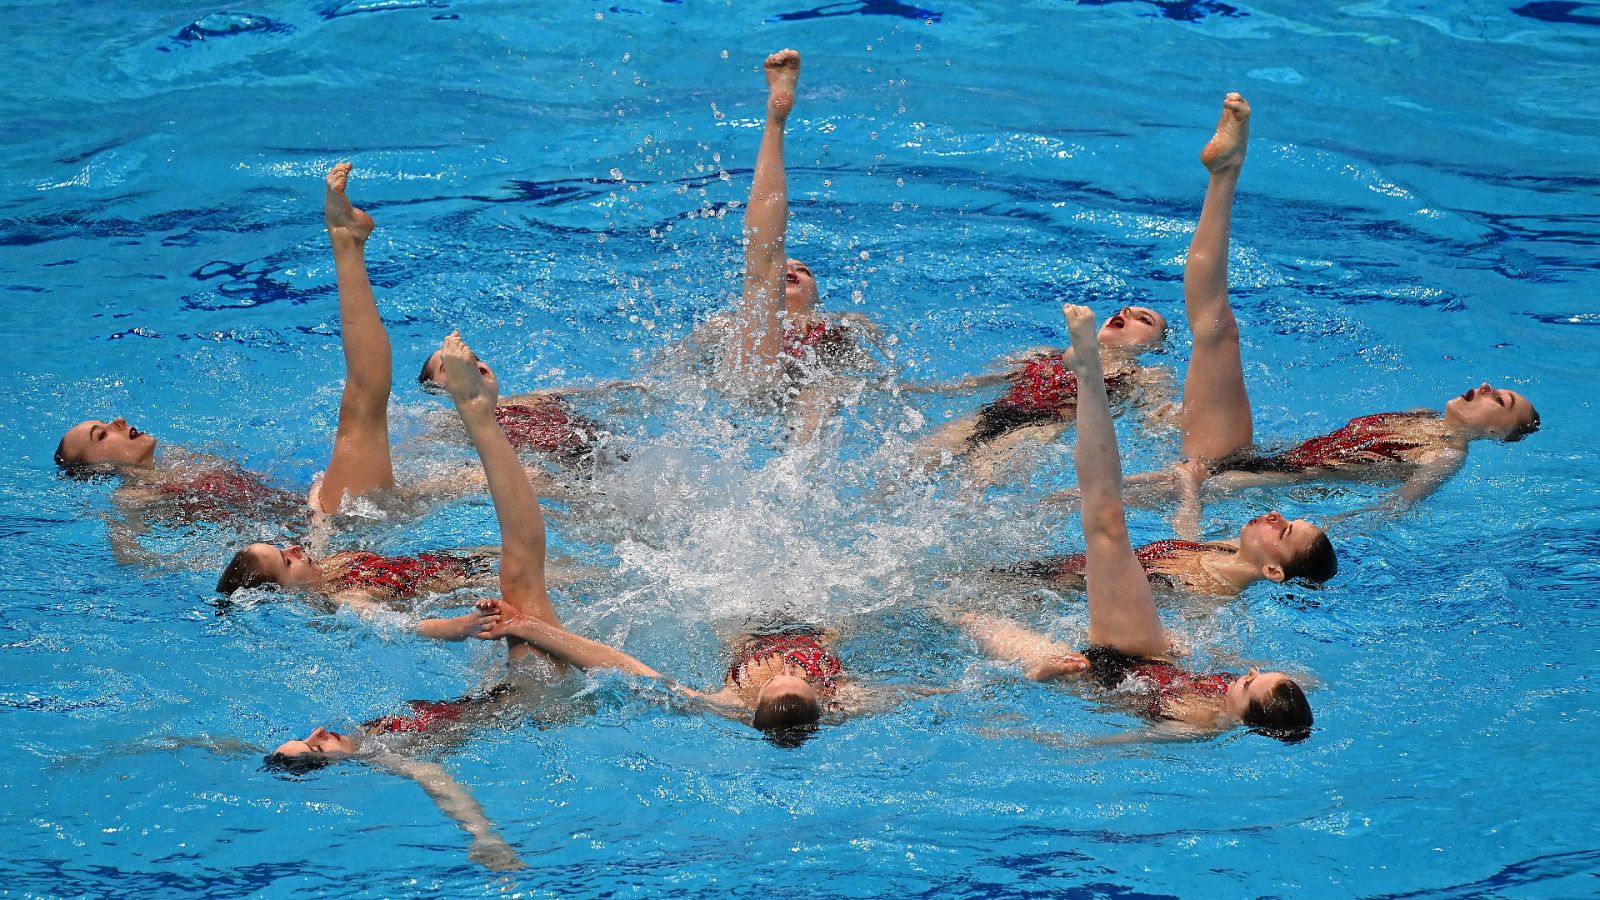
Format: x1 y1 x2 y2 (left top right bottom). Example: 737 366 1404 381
315 162 397 514
1177 93 1254 464
439 333 558 629
1062 304 1168 658
725 49 801 382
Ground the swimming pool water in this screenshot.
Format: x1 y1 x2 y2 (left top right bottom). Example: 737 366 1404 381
3 1 1597 896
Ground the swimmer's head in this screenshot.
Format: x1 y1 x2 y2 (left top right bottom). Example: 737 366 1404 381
752 673 821 748
1445 383 1538 443
217 543 322 595
1227 668 1312 742
1237 511 1337 585
56 418 158 476
784 258 820 314
265 726 360 772
1098 306 1167 353
418 349 498 396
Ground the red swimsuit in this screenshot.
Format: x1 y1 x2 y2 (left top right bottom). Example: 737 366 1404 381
332 551 476 598
1047 539 1234 583
493 400 601 461
1085 646 1235 720
157 469 298 521
782 320 852 362
727 633 843 700
1219 411 1434 474
379 699 467 734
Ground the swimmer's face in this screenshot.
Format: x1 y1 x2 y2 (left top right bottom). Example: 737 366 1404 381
784 259 820 313
757 672 819 706
420 350 498 395
273 726 359 759
243 543 322 590
1098 306 1166 352
1225 668 1289 720
1445 383 1536 440
1237 511 1322 582
60 418 158 468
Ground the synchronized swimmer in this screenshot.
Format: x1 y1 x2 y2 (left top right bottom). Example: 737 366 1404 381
53 49 1541 868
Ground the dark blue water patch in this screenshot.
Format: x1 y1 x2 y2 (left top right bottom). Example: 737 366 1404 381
1372 847 1600 898
1075 0 1245 23
165 12 294 49
4 284 47 293
320 0 449 19
771 0 943 24
1512 1 1600 25
1526 311 1600 326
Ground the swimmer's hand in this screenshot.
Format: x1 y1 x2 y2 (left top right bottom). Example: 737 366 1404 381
474 597 529 640
1025 652 1089 682
469 834 526 871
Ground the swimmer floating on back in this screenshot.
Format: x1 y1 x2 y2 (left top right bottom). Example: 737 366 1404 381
1112 98 1539 522
1009 94 1335 595
56 164 496 535
264 332 580 870
912 304 1173 491
213 167 531 639
691 49 884 436
960 300 1313 741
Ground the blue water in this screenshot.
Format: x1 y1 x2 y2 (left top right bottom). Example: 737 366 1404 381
4 1 1597 896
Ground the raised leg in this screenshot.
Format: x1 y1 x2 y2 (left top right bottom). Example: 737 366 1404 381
315 163 396 513
1063 304 1167 658
1178 93 1254 463
725 49 801 382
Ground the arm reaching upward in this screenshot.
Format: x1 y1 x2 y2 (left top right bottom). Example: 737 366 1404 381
1062 304 1168 658
725 49 801 382
438 332 557 629
315 162 397 513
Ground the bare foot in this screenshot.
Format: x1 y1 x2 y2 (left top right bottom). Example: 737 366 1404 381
440 331 498 414
764 49 801 121
1061 303 1101 372
1200 92 1250 174
324 162 375 242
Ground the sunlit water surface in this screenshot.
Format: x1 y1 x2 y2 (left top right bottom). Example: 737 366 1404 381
3 1 1596 896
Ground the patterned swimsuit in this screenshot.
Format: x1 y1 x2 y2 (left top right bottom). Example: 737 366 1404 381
494 399 602 462
1215 411 1433 474
332 551 479 599
158 469 298 521
1084 645 1235 720
726 632 843 701
969 353 1130 448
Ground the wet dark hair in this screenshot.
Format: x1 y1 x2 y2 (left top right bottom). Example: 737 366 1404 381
1504 404 1540 443
969 402 1059 449
262 751 333 776
216 547 277 595
417 352 443 392
1282 531 1338 585
1242 677 1313 743
752 690 821 748
53 433 121 481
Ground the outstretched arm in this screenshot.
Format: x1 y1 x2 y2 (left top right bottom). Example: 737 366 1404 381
725 49 801 382
368 753 524 871
477 599 687 686
1178 93 1254 464
1062 304 1168 658
315 162 396 514
956 612 1089 682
